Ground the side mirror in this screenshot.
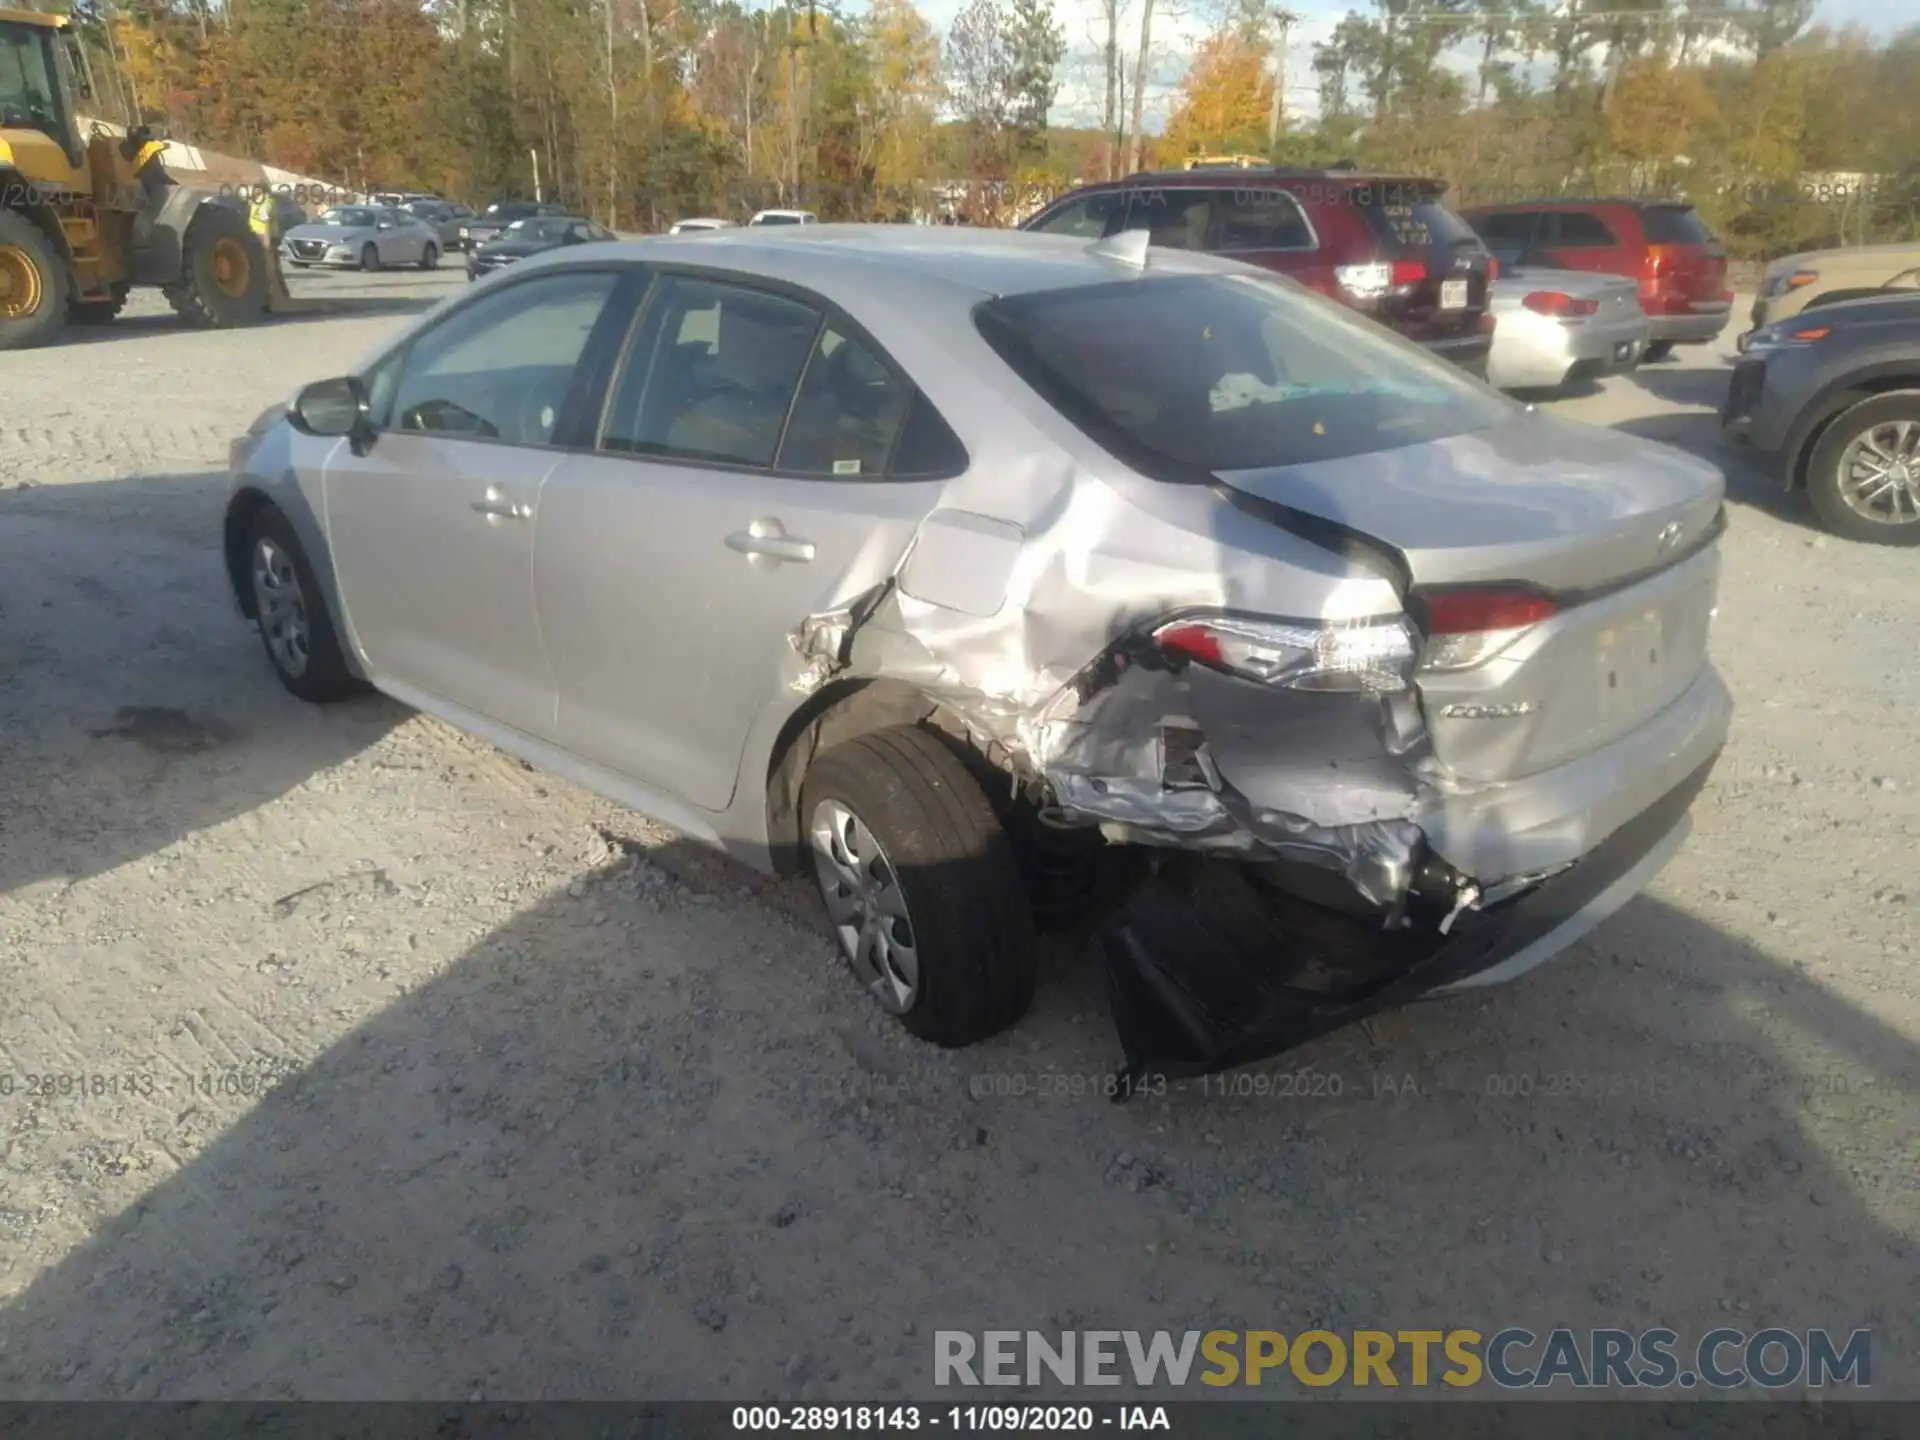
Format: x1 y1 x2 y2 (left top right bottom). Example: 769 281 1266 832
291 376 372 447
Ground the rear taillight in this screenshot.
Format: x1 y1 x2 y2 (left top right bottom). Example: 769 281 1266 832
1787 269 1818 291
1487 256 1500 282
1334 259 1426 300
1522 290 1599 317
1419 589 1558 672
1153 614 1418 694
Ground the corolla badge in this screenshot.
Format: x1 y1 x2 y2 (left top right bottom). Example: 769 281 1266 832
1657 520 1685 551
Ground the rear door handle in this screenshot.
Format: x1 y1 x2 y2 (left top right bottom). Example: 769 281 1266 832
726 518 814 564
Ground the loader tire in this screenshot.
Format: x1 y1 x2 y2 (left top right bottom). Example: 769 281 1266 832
164 202 268 328
0 209 70 351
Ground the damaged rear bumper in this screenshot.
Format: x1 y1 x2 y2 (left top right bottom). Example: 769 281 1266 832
1098 746 1723 1084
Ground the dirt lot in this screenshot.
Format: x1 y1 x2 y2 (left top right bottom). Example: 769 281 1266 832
0 270 1914 1402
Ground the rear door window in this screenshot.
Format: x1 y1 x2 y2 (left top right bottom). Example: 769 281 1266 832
1214 189 1314 251
1641 206 1715 244
1549 211 1620 247
975 272 1512 475
600 276 821 468
776 327 915 477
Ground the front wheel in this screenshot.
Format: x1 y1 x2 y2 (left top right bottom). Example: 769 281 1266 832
1804 393 1920 545
800 726 1038 1047
163 202 269 327
245 506 363 701
419 243 439 271
361 243 380 272
0 207 71 350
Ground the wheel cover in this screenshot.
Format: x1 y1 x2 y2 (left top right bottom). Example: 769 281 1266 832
210 236 253 298
808 798 920 1014
0 243 44 318
250 537 312 678
1838 419 1920 525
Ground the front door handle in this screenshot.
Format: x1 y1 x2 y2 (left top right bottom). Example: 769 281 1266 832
726 517 815 564
472 487 531 521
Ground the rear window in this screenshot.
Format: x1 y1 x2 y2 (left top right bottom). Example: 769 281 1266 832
1641 206 1715 244
974 273 1511 475
1351 186 1481 250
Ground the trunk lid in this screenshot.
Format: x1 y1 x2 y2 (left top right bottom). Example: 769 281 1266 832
1214 413 1725 782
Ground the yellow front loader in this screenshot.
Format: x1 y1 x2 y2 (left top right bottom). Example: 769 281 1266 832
0 6 273 350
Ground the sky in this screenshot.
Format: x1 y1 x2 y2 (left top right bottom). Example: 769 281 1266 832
909 0 1916 133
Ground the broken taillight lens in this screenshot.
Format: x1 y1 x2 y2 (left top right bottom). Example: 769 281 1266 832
1522 290 1599 317
1152 614 1418 694
1419 588 1559 671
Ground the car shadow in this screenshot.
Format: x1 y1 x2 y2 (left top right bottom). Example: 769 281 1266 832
0 822 1910 1399
0 471 404 900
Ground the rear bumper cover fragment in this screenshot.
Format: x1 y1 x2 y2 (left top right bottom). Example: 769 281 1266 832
1097 749 1721 1086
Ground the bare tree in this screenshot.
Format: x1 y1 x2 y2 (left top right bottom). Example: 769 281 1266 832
1123 0 1154 173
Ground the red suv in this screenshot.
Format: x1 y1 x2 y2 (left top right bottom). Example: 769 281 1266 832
1460 198 1734 360
1020 168 1497 375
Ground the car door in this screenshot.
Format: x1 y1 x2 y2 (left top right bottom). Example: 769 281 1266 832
323 265 633 739
534 270 960 810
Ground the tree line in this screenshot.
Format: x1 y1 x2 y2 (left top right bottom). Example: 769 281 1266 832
38 0 1920 256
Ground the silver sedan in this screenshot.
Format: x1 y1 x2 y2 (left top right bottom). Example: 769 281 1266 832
221 228 1730 1078
1485 264 1651 394
281 205 442 272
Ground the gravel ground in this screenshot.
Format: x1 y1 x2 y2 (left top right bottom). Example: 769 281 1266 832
0 271 1914 1401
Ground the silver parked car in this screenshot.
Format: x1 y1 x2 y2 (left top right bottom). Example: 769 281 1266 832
1484 260 1650 394
281 205 442 272
221 226 1730 1078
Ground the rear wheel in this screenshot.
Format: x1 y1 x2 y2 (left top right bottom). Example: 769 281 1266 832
361 243 380 272
1641 339 1676 362
0 209 70 351
245 506 362 702
800 725 1038 1047
1804 393 1920 546
419 243 439 271
164 203 268 327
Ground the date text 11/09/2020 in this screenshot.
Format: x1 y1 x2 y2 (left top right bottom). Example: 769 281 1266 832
733 1407 1168 1431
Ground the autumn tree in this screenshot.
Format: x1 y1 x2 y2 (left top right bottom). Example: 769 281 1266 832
1162 27 1272 160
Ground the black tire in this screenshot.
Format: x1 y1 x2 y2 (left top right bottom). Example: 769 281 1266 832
69 283 129 326
244 506 363 702
1803 393 1920 546
361 243 380 272
0 208 71 351
1641 339 1676 362
164 202 269 327
419 243 439 271
800 725 1038 1047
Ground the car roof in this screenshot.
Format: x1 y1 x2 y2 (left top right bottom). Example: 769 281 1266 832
1464 196 1695 210
516 222 1255 300
1063 167 1439 193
